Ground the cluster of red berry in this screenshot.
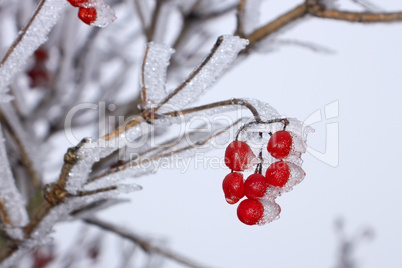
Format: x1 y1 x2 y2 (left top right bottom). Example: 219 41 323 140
67 0 97 25
223 128 306 226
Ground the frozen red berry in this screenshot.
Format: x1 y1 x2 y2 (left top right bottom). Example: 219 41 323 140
78 7 97 25
265 161 290 187
222 172 244 205
237 199 264 225
68 0 88 7
224 141 255 171
267 131 293 159
244 174 268 199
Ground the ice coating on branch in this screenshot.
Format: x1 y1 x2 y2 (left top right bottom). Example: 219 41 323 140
84 121 237 191
142 42 174 108
82 0 117 27
0 103 43 179
159 36 249 113
238 0 262 35
0 125 29 240
65 122 150 194
0 0 67 100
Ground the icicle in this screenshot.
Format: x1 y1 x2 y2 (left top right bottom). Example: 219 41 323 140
0 125 29 240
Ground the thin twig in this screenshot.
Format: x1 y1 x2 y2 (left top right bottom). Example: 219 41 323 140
244 3 307 53
161 98 262 123
235 0 247 37
0 110 41 188
84 217 208 268
87 119 242 183
154 36 224 112
0 0 46 66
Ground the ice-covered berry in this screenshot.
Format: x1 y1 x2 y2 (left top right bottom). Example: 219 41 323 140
78 7 97 25
67 0 88 7
244 174 268 199
267 130 292 159
265 161 290 187
224 141 255 171
222 172 244 205
237 199 264 225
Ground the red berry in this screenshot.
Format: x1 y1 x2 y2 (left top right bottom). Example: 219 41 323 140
267 131 293 159
265 161 290 187
222 172 244 204
68 0 88 7
34 48 48 62
78 7 97 25
237 199 264 225
27 68 50 88
224 141 254 171
244 174 268 199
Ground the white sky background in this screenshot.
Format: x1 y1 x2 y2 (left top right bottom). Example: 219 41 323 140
52 0 402 267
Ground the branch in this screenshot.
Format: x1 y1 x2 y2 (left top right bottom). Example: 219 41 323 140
309 7 402 22
84 217 208 268
86 119 242 183
244 1 402 52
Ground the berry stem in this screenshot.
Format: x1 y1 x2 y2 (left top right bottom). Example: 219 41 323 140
235 118 288 140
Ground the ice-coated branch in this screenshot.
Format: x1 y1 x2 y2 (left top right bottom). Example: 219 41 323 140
236 0 262 37
141 42 174 109
0 0 66 101
155 35 248 113
85 118 242 187
0 125 29 240
84 217 208 268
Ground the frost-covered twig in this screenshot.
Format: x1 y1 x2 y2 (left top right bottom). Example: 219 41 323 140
84 217 208 268
154 35 248 113
0 125 29 240
0 0 66 101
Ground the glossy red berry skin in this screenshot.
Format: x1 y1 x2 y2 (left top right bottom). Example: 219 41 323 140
78 7 97 25
68 0 88 7
224 141 254 171
244 174 268 199
267 131 293 159
237 199 264 225
222 172 244 205
265 161 290 187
